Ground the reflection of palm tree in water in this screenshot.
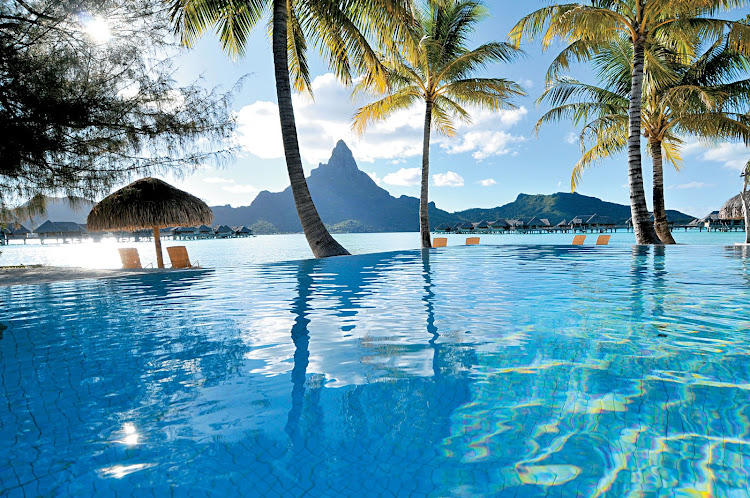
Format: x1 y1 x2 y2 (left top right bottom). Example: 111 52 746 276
422 249 441 379
652 245 667 333
285 259 316 443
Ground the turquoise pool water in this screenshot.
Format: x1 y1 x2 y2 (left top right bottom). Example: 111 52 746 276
2 244 750 496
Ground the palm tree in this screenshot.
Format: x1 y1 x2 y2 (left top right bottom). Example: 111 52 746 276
353 0 524 248
168 0 412 258
537 36 750 244
511 0 750 245
742 159 750 243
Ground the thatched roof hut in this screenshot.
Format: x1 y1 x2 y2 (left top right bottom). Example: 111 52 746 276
719 193 749 220
87 177 213 268
35 220 87 235
492 219 510 229
476 220 490 229
459 221 474 230
434 223 452 231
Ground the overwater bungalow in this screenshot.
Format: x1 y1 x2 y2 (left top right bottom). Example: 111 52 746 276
233 226 254 237
215 225 234 238
34 220 87 243
475 220 490 231
506 219 524 230
196 224 213 238
571 214 616 232
1 222 31 244
434 223 452 232
491 219 510 232
459 221 474 231
172 226 197 240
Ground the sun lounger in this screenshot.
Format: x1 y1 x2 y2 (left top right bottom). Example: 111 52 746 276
118 248 142 269
466 237 480 245
596 235 611 245
432 237 447 248
167 246 199 268
572 235 586 245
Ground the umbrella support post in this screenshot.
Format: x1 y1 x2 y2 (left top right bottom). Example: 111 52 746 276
153 227 164 269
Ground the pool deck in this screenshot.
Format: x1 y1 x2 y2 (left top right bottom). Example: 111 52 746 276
0 266 181 287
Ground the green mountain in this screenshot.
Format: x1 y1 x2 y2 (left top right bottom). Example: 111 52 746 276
210 140 456 233
454 192 696 226
212 141 696 233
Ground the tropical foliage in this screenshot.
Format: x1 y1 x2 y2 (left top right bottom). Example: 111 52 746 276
353 0 524 248
536 35 750 243
169 0 413 257
0 0 235 217
510 0 750 244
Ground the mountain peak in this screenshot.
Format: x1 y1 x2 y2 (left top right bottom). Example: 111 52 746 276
321 140 356 170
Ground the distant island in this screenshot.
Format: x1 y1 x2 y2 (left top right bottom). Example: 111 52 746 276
210 140 696 234
19 141 696 234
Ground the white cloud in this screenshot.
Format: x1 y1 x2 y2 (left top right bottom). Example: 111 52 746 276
433 171 464 187
383 167 421 186
443 130 526 160
668 181 715 190
366 171 383 186
684 141 749 170
479 178 496 187
222 184 260 195
203 177 235 184
564 132 578 145
234 73 527 165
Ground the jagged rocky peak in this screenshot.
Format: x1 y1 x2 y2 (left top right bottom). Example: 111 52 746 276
319 140 357 171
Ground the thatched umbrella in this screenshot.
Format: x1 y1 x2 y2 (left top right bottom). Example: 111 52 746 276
719 193 749 220
87 177 213 268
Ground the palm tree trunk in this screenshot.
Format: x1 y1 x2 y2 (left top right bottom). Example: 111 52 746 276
742 188 750 244
628 37 661 245
272 0 349 258
650 140 676 244
420 101 433 249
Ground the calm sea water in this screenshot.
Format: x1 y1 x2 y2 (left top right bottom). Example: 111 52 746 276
0 229 746 268
2 244 750 496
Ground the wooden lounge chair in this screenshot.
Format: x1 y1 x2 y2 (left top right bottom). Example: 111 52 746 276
432 237 447 248
572 235 586 245
118 248 142 269
167 246 199 269
466 237 480 245
596 235 611 245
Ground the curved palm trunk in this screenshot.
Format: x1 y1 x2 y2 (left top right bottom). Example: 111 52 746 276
650 140 676 244
420 101 433 249
272 0 349 258
628 38 662 245
742 188 750 244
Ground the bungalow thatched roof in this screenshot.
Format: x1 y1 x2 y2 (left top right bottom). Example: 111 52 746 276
215 224 234 233
87 177 213 232
459 221 474 230
435 223 452 231
719 193 749 220
35 220 86 234
233 226 253 234
492 219 510 228
476 220 490 229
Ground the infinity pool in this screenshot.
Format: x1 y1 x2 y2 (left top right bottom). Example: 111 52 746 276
2 245 750 496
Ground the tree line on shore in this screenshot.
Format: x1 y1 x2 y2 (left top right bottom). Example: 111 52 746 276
3 0 750 256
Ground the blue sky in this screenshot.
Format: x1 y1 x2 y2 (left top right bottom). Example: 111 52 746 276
163 1 750 218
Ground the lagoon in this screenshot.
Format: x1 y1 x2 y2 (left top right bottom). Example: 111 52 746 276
0 230 746 269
